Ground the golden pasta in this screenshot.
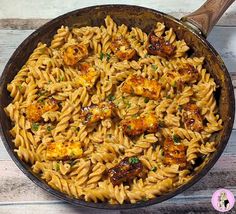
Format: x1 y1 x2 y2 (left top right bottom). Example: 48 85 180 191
5 16 222 204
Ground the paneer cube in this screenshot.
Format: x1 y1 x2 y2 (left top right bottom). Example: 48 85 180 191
63 44 88 66
46 141 83 160
183 103 203 132
26 98 59 122
163 137 187 168
80 102 114 125
121 113 158 136
75 63 98 88
110 35 136 60
121 75 161 100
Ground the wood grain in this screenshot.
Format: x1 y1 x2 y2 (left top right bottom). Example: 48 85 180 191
0 0 236 27
182 0 235 36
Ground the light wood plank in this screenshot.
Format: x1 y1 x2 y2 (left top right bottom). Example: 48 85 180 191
0 0 235 26
0 203 120 214
0 26 236 74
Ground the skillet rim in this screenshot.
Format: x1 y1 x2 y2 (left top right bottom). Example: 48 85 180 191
0 4 234 210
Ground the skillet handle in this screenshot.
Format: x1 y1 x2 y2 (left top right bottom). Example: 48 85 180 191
181 0 235 37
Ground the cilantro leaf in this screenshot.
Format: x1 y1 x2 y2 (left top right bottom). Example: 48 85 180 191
173 134 180 144
107 94 115 101
151 166 157 172
151 64 158 70
129 157 139 164
100 52 104 60
31 123 39 132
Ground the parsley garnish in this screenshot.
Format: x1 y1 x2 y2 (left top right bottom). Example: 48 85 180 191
173 134 180 144
127 125 132 130
55 163 60 171
151 64 158 70
159 121 165 128
106 53 111 62
46 125 54 132
166 95 171 99
108 94 115 101
31 123 39 131
144 97 149 103
18 85 23 92
151 166 157 172
100 52 104 60
129 157 139 164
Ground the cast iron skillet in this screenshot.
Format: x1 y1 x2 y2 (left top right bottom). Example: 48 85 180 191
0 0 235 210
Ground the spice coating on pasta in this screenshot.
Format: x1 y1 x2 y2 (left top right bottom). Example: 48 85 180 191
5 15 223 204
121 75 161 100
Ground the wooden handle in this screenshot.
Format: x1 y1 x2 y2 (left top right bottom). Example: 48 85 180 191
181 0 235 37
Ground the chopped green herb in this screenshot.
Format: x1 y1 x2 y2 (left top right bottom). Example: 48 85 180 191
55 163 60 171
166 95 171 99
108 94 115 101
132 113 139 118
144 97 149 103
106 53 111 62
151 64 158 70
59 76 65 82
172 81 177 88
100 52 104 60
159 121 165 128
129 157 139 164
173 134 180 144
127 125 132 130
31 123 39 131
178 106 182 112
18 85 23 92
46 125 54 132
151 166 157 172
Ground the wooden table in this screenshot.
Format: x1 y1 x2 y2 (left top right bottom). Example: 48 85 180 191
0 1 236 213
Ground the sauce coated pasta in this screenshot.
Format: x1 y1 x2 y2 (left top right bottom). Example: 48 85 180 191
5 16 223 204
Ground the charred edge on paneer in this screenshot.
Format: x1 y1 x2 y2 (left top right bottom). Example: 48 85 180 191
146 31 176 58
80 102 114 125
110 35 136 60
63 44 88 66
26 98 59 122
108 157 143 185
75 62 98 88
46 141 83 161
183 103 203 132
178 64 199 84
121 75 161 100
121 113 158 136
163 137 187 169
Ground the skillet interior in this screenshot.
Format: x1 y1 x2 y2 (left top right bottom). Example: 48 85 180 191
0 5 234 210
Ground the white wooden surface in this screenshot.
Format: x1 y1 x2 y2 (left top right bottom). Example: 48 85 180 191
0 1 236 213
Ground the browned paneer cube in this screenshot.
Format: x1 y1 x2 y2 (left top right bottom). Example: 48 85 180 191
46 141 83 160
26 98 59 122
75 62 98 88
146 31 176 58
178 64 199 84
80 102 114 125
163 137 187 168
63 44 88 66
121 75 161 100
121 113 158 136
110 35 136 60
108 157 143 185
183 103 203 132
